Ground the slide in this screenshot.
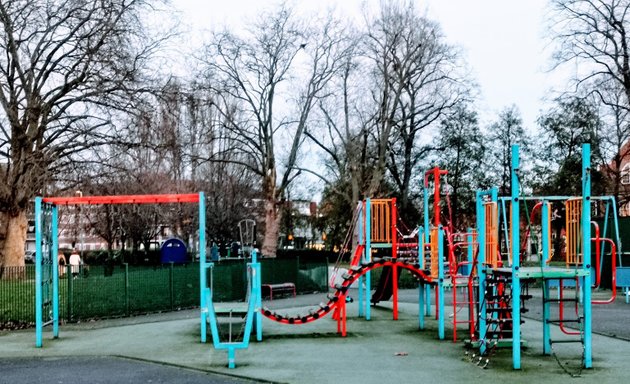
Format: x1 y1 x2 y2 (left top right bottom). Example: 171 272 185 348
371 266 398 304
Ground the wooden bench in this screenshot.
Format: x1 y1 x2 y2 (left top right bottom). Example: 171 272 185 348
262 283 296 301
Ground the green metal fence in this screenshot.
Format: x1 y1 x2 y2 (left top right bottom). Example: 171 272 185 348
1 258 328 328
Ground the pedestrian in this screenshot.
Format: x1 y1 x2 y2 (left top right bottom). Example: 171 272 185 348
58 253 67 277
69 249 81 278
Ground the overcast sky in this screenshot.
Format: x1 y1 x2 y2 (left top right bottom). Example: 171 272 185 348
175 0 554 132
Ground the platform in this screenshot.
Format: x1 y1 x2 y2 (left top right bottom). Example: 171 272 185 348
491 266 589 279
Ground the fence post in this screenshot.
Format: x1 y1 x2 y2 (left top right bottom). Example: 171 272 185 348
296 256 300 293
169 262 174 311
66 264 73 322
124 263 129 317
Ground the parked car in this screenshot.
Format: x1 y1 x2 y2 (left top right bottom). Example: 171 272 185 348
24 250 35 264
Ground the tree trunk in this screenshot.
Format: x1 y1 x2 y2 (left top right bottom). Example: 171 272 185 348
0 210 28 268
261 199 280 257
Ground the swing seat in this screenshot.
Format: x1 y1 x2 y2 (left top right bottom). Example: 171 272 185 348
616 267 630 304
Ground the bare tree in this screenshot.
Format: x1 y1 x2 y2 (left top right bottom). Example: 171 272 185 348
379 4 470 220
551 0 630 112
201 5 349 256
0 0 169 267
486 105 530 195
549 0 630 209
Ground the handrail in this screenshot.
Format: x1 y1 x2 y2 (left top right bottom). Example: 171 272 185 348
593 238 617 305
558 236 617 335
590 221 601 288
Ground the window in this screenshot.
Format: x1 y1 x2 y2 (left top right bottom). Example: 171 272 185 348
622 163 630 185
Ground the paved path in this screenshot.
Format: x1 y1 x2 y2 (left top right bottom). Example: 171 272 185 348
1 289 630 384
0 356 254 384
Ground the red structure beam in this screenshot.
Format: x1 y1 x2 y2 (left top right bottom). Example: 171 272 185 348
42 193 200 205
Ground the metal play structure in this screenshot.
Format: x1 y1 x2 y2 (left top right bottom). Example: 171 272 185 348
34 193 206 347
202 250 262 368
201 219 262 369
474 144 621 370
261 197 445 339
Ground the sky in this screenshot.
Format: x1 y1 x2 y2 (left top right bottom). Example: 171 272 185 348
174 0 554 132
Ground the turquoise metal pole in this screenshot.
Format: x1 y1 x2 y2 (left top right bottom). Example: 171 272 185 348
425 282 431 316
438 225 445 340
52 205 59 338
358 202 365 318
199 192 207 343
417 226 428 321
608 197 623 262
582 144 592 368
466 228 473 275
511 144 522 370
541 200 551 354
541 201 550 267
475 190 487 354
418 227 425 270
252 249 262 341
35 197 43 348
601 201 610 273
366 199 372 321
424 186 430 243
543 279 551 355
418 282 425 330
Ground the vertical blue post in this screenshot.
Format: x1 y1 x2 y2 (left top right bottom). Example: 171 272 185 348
475 191 487 353
466 228 473 276
35 197 43 348
418 227 425 269
365 199 371 321
541 201 550 267
438 226 445 340
422 182 432 317
543 279 551 354
199 192 207 343
418 226 427 325
418 282 425 330
252 249 262 341
582 144 592 368
425 282 431 316
511 144 521 370
52 205 59 338
541 200 551 354
358 203 365 318
600 201 610 272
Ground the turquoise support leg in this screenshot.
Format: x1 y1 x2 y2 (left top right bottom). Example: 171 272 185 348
438 226 445 340
475 190 487 355
358 275 364 317
425 286 431 316
199 192 208 343
511 144 521 370
582 144 592 369
366 199 372 321
228 348 236 369
35 197 43 348
543 280 551 355
418 283 425 330
52 205 59 338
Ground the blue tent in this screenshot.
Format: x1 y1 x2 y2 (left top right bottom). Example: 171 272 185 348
160 238 188 264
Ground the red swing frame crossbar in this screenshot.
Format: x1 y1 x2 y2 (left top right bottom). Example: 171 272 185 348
42 193 201 205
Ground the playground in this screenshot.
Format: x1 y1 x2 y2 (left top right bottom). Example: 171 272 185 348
6 143 630 382
1 288 630 383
